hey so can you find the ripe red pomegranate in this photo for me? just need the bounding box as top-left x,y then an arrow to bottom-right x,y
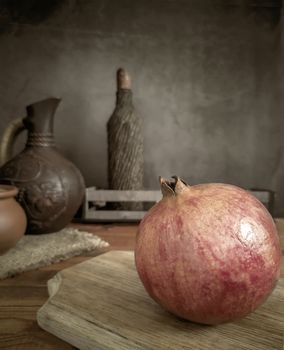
135,177 -> 281,325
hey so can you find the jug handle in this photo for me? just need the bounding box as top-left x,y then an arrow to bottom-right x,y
0,118 -> 25,166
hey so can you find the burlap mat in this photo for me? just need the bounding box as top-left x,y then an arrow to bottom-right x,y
0,227 -> 109,279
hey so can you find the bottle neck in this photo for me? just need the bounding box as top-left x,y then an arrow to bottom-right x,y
26,132 -> 55,147
24,98 -> 60,147
116,89 -> 133,108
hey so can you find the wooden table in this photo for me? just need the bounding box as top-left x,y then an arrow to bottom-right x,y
0,220 -> 283,350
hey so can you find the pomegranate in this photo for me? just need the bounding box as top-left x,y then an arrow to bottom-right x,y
135,176 -> 281,325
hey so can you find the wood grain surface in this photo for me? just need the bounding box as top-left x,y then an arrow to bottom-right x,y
0,224 -> 136,350
0,220 -> 283,349
37,250 -> 283,350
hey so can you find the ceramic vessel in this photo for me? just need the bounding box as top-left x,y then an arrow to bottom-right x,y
0,98 -> 85,234
0,185 -> 27,255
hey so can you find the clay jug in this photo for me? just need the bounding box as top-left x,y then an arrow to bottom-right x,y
0,98 -> 85,234
107,68 -> 143,210
0,185 -> 27,254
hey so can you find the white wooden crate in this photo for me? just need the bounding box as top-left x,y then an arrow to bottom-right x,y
82,187 -> 274,222
83,188 -> 162,222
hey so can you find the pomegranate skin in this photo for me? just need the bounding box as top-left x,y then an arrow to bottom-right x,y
135,178 -> 281,325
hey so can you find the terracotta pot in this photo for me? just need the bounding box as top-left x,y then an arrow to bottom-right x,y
0,185 -> 27,255
0,98 -> 85,234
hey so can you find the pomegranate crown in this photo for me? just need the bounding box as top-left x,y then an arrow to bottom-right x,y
159,176 -> 190,197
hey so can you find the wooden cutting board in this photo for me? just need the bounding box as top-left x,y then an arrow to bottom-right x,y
37,251 -> 284,350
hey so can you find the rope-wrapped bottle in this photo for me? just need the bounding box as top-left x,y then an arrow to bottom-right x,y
107,68 -> 143,210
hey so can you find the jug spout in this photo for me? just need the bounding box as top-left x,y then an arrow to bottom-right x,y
24,97 -> 61,134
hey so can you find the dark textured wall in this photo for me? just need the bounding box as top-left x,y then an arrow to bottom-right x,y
0,0 -> 283,216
